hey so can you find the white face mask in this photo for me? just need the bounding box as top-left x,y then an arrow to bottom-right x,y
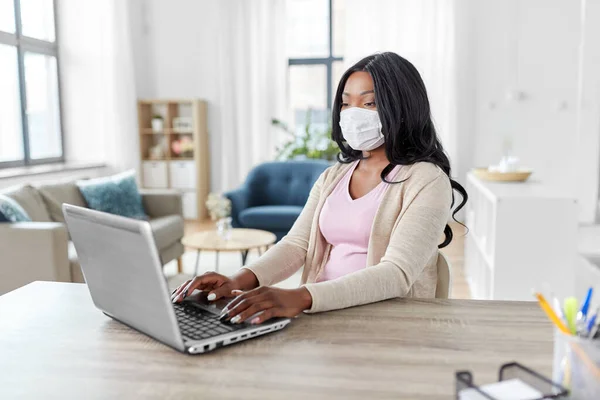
339,107 -> 385,151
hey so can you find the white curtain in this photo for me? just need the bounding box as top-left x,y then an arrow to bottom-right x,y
343,0 -> 458,165
58,0 -> 139,173
215,0 -> 287,191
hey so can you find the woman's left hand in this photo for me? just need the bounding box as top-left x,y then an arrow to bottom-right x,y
222,286 -> 313,325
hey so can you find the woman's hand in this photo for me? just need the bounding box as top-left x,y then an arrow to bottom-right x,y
221,286 -> 313,324
171,269 -> 259,303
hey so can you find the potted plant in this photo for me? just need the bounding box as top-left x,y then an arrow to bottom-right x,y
151,114 -> 164,133
272,111 -> 339,161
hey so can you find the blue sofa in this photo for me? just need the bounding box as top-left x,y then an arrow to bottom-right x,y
224,160 -> 330,241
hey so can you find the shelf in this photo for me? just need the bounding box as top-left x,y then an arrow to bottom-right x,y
467,172 -> 576,201
142,129 -> 167,135
169,130 -> 194,135
138,98 -> 209,221
141,158 -> 195,162
139,99 -> 194,105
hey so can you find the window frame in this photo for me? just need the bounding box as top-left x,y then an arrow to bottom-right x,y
287,0 -> 343,109
0,0 -> 65,169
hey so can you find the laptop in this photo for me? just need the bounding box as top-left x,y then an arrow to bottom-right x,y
63,204 -> 291,354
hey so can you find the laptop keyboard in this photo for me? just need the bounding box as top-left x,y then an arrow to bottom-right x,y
173,302 -> 245,340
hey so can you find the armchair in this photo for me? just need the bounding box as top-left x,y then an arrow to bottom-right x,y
225,160 -> 330,241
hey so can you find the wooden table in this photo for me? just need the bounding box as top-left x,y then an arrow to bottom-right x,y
0,282 -> 554,399
182,228 -> 277,274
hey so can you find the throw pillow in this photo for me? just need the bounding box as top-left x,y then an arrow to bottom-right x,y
1,184 -> 52,221
77,170 -> 147,220
38,182 -> 89,223
0,194 -> 31,222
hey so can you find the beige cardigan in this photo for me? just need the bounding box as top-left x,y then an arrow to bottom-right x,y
244,161 -> 452,313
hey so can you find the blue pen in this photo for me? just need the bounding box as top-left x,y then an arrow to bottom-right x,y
577,287 -> 593,323
586,308 -> 599,337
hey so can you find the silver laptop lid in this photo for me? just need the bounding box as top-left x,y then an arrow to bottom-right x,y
62,204 -> 184,352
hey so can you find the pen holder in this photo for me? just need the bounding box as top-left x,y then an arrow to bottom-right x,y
552,329 -> 600,399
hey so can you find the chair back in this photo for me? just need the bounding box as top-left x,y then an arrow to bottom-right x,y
245,160 -> 330,206
435,251 -> 452,299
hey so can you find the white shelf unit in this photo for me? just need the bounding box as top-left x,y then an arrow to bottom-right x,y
464,173 -> 578,301
138,99 -> 210,221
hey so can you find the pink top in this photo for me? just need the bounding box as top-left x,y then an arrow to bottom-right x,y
317,161 -> 400,282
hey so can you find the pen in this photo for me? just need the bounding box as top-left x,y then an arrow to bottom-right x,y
586,308 -> 599,337
553,296 -> 565,321
534,292 -> 572,335
577,287 -> 593,323
564,297 -> 579,335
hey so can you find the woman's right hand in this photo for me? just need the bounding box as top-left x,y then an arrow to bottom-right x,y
171,269 -> 259,303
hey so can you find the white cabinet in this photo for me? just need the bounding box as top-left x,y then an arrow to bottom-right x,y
464,173 -> 578,301
169,161 -> 196,189
182,192 -> 198,220
142,161 -> 168,188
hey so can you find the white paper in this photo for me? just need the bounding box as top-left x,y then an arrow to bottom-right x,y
459,378 -> 544,400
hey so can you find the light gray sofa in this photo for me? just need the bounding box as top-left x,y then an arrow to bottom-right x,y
0,181 -> 184,295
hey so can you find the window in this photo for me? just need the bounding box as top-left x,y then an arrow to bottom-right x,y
0,0 -> 63,167
286,0 -> 345,135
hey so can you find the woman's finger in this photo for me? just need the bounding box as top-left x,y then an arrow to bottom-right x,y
229,301 -> 275,324
173,274 -> 222,302
170,279 -> 191,302
207,283 -> 236,302
223,287 -> 266,311
225,292 -> 270,321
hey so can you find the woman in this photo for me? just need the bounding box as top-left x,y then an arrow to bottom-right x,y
172,52 -> 467,325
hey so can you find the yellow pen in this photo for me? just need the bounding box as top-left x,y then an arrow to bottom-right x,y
534,292 -> 572,335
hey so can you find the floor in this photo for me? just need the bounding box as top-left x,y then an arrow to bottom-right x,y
165,220 -> 471,299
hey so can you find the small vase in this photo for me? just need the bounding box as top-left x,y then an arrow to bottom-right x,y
151,118 -> 164,133
216,217 -> 232,240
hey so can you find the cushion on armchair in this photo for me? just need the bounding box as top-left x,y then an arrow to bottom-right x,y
238,205 -> 303,231
0,194 -> 31,222
1,185 -> 52,221
37,182 -> 88,223
77,170 -> 147,220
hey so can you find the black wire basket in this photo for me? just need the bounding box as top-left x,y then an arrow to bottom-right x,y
455,362 -> 569,399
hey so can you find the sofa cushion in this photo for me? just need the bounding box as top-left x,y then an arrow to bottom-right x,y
239,205 -> 303,231
77,170 -> 147,220
149,215 -> 184,251
1,185 -> 51,222
0,194 -> 31,222
37,182 -> 88,223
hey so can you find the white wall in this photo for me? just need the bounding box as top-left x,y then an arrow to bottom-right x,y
455,0 -> 600,223
127,0 -> 224,191
576,0 -> 600,224
0,165 -> 108,189
127,0 -> 156,99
